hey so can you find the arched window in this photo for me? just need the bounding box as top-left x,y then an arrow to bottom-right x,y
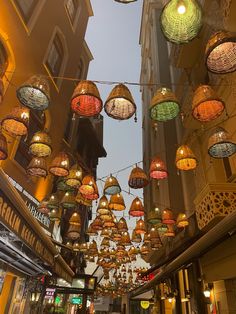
0,41 -> 8,78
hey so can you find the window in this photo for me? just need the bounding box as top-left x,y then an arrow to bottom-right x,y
65,0 -> 79,24
14,0 -> 39,23
0,41 -> 8,78
45,34 -> 64,79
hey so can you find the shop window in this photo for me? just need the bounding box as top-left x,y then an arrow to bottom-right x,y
0,41 -> 8,78
13,0 -> 39,23
65,0 -> 79,24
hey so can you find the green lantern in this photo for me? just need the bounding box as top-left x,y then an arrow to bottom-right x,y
150,87 -> 179,122
160,0 -> 202,44
147,207 -> 162,225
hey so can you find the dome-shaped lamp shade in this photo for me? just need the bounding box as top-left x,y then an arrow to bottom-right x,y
160,0 -> 202,44
101,228 -> 111,238
49,207 -> 62,222
69,212 -> 81,226
47,193 -> 59,209
128,166 -> 149,189
144,232 -> 151,244
109,193 -> 126,211
176,213 -> 189,228
120,231 -> 131,246
0,132 -> 8,160
164,224 -> 175,237
1,106 -> 29,137
86,224 -> 98,236
131,229 -> 142,243
101,238 -> 110,249
65,165 -> 82,188
79,175 -> 96,196
65,241 -> 73,249
162,208 -> 175,224
56,177 -> 72,192
140,244 -> 150,255
80,242 -> 88,252
150,88 -> 179,122
66,224 -> 80,240
73,242 -> 80,252
104,175 -> 121,195
83,180 -> 99,200
49,152 -> 70,177
17,75 -> 50,110
92,217 -> 103,231
103,219 -> 116,228
150,157 -> 168,179
117,217 -> 128,233
29,131 -> 52,157
89,240 -> 98,254
129,197 -> 144,217
147,207 -> 162,225
150,227 -> 160,241
71,80 -> 102,117
104,84 -> 136,120
97,195 -> 109,215
135,218 -> 146,234
27,157 -> 47,178
157,224 -> 168,233
61,192 -> 76,209
76,191 -> 92,207
208,127 -> 236,158
151,236 -> 162,251
176,145 -> 197,171
205,31 -> 236,74
37,199 -> 49,215
192,85 -> 225,122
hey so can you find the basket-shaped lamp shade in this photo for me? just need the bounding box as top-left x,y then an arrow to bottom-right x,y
69,212 -> 81,226
104,176 -> 121,195
147,207 -> 162,225
109,193 -> 126,211
164,224 -> 175,237
66,224 -> 80,240
75,191 -> 92,206
71,80 -> 102,117
192,85 -> 225,122
86,224 -> 98,236
162,208 -> 175,224
176,145 -> 197,171
37,199 -> 50,215
157,224 -> 168,233
17,75 -> 50,110
150,88 -> 179,122
150,227 -> 160,241
61,192 -> 76,209
0,132 -> 8,160
140,244 -> 150,255
65,165 -> 82,187
89,240 -> 98,254
49,207 -> 62,222
101,238 -> 110,249
47,194 -> 59,209
29,131 -> 52,157
128,166 -> 149,189
27,157 -> 47,178
101,228 -> 111,238
100,210 -> 113,222
65,241 -> 73,249
117,217 -> 128,233
80,242 -> 88,252
92,217 -> 103,231
176,213 -> 189,228
131,229 -> 142,243
103,219 -> 116,228
104,84 -> 136,120
97,195 -> 109,215
56,177 -> 72,192
1,107 -> 29,137
208,127 -> 236,158
83,180 -> 99,200
120,231 -> 131,246
129,197 -> 144,217
79,175 -> 96,196
205,31 -> 236,74
160,0 -> 202,44
49,152 -> 70,177
135,218 -> 146,234
150,157 -> 168,179
144,232 -> 151,244
73,242 -> 80,252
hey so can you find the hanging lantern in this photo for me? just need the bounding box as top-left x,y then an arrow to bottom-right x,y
83,180 -> 99,200
129,197 -> 144,217
29,130 -> 52,157
164,224 -> 175,237
101,238 -> 110,249
100,210 -> 113,222
104,175 -> 121,195
17,75 -> 50,110
112,229 -> 122,242
192,85 -> 225,122
56,177 -> 72,192
71,80 -> 102,117
151,237 -> 162,251
0,132 -> 8,160
104,84 -> 136,120
109,193 -> 126,211
176,145 -> 197,171
79,175 -> 96,196
147,207 -> 162,225
135,218 -> 146,234
140,244 -> 150,255
69,212 -> 81,226
26,157 -> 47,178
144,232 -> 151,244
150,87 -> 179,122
73,242 -> 80,252
86,224 -> 98,236
128,166 -> 149,189
120,231 -> 131,246
117,217 -> 128,233
1,106 -> 29,137
76,191 -> 92,207
47,193 -> 59,209
49,152 -> 70,177
61,191 -> 77,209
205,31 -> 236,74
131,229 -> 142,243
89,240 -> 98,255
160,0 -> 202,44
162,208 -> 175,224
67,224 -> 80,240
157,224 -> 168,233
176,213 -> 189,228
150,156 -> 168,179
208,127 -> 236,158
66,241 -> 73,249
49,207 -> 62,222
65,164 -> 82,188
92,216 -> 103,231
103,218 -> 116,229
80,242 -> 88,252
97,195 -> 109,215
37,199 -> 49,215
101,228 -> 111,238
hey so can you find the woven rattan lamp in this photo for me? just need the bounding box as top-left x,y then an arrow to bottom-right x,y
176,145 -> 197,171
150,156 -> 168,179
65,164 -> 82,188
128,166 -> 149,189
101,228 -> 111,238
176,213 -> 189,228
61,192 -> 76,209
79,175 -> 96,196
160,0 -> 202,44
47,193 -> 59,209
49,152 -> 69,177
164,224 -> 175,237
1,106 -> 29,137
67,224 -> 80,240
37,199 -> 49,215
17,75 -> 50,110
29,131 -> 52,157
205,31 -> 236,74
92,216 -> 103,231
49,207 -> 62,222
86,224 -> 98,236
135,218 -> 146,234
150,88 -> 179,122
80,242 -> 88,252
69,212 -> 81,226
162,208 -> 175,224
129,197 -> 144,217
104,84 -> 136,120
147,207 -> 162,225
120,231 -> 132,246
84,180 -> 99,200
208,127 -> 236,158
0,132 -> 8,160
71,80 -> 102,117
104,175 -> 121,195
144,232 -> 151,244
131,229 -> 142,243
27,157 -> 47,178
73,242 -> 80,252
117,217 -> 128,233
140,244 -> 150,255
97,195 -> 109,215
109,193 -> 126,211
192,85 -> 225,122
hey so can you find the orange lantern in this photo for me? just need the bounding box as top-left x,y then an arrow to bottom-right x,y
176,145 -> 197,171
49,152 -> 70,177
128,166 -> 149,189
176,213 -> 189,228
1,106 -> 29,137
162,208 -> 175,224
117,217 -> 128,233
27,157 -> 47,178
164,224 -> 175,237
129,197 -> 144,217
135,218 -> 146,234
97,195 -> 109,215
69,212 -> 81,226
120,231 -> 131,246
150,156 -> 168,179
109,193 -> 126,211
131,229 -> 142,243
79,175 -> 96,196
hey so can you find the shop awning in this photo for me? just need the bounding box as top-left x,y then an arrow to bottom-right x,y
0,169 -> 74,283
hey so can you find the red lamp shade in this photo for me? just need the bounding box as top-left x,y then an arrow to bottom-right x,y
150,157 -> 168,179
129,197 -> 144,217
162,208 -> 175,224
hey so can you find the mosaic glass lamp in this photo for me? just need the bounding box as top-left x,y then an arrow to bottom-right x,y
79,175 -> 96,196
109,193 -> 126,211
208,127 -> 236,158
162,208 -> 175,224
104,84 -> 136,120
29,130 -> 52,157
147,207 -> 162,225
0,132 -> 8,160
49,152 -> 70,177
205,31 -> 236,74
160,0 -> 202,44
71,80 -> 102,117
150,156 -> 168,179
17,75 -> 50,110
1,106 -> 29,137
176,213 -> 189,228
135,218 -> 146,234
176,145 -> 197,171
27,157 -> 47,178
128,166 -> 149,189
192,85 -> 225,122
65,164 -> 82,188
150,87 -> 179,122
61,191 -> 76,209
129,197 -> 144,217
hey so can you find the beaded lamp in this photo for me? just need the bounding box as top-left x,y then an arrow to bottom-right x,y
208,127 -> 236,158
162,208 -> 175,224
109,193 -> 126,211
29,131 -> 52,157
104,175 -> 121,195
79,175 -> 96,196
1,106 -> 29,137
192,85 -> 225,122
71,80 -> 102,117
176,213 -> 189,228
160,0 -> 202,44
17,75 -> 50,110
150,156 -> 168,179
49,152 -> 70,177
27,157 -> 47,178
49,207 -> 62,222
117,217 -> 128,233
104,84 -> 136,120
0,132 -> 8,160
147,207 -> 162,225
47,194 -> 59,209
129,197 -> 144,217
135,218 -> 146,234
61,191 -> 76,209
176,145 -> 197,171
37,199 -> 49,215
65,164 -> 82,188
128,166 -> 149,189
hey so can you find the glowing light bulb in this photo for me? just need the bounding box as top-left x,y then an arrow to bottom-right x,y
178,4 -> 186,14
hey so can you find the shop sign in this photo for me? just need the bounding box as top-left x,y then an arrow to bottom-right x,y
141,300 -> 150,309
71,296 -> 83,305
45,288 -> 56,300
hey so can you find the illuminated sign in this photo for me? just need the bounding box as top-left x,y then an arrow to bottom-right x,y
141,301 -> 150,309
45,288 -> 56,300
71,296 -> 83,305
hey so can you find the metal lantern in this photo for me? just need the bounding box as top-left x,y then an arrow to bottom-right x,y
73,242 -> 80,252
47,193 -> 59,209
79,175 -> 96,196
49,152 -> 70,177
208,127 -> 236,158
150,156 -> 168,179
162,208 -> 175,224
164,224 -> 175,237
128,166 -> 149,189
160,0 -> 202,44
49,207 -> 62,222
176,145 -> 197,171
97,195 -> 109,215
176,213 -> 189,228
37,199 -> 50,215
150,88 -> 179,122
67,224 -> 80,240
205,31 -> 236,74
120,231 -> 131,246
131,229 -> 142,243
61,191 -> 76,209
0,132 -> 8,160
29,130 -> 52,157
86,224 -> 98,236
147,207 -> 162,225
17,75 -> 50,110
109,193 -> 126,211
71,80 -> 102,117
65,164 -> 82,188
117,217 -> 128,233
192,85 -> 225,122
129,197 -> 144,217
104,175 -> 121,195
1,106 -> 29,137
135,218 -> 146,234
104,84 -> 136,120
27,157 -> 47,178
